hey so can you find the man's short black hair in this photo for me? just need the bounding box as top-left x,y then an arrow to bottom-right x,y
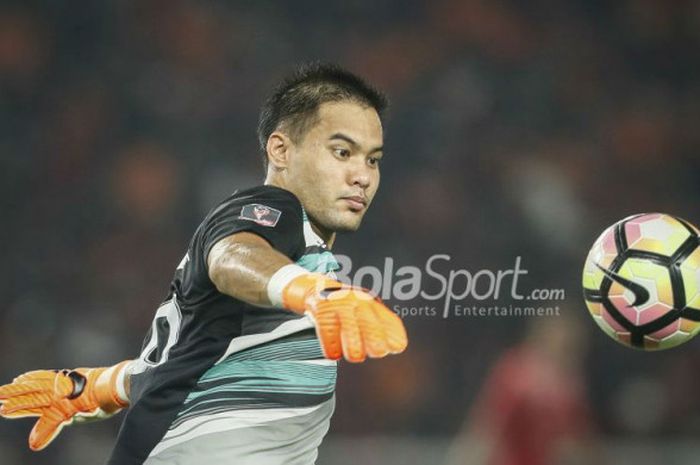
257,63 -> 388,170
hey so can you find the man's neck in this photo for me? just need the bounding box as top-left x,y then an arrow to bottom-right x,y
309,220 -> 336,249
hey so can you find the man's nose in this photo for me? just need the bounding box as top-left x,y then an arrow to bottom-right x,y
348,160 -> 371,188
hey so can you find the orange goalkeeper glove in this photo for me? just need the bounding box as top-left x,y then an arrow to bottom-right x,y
0,360 -> 130,451
270,267 -> 408,363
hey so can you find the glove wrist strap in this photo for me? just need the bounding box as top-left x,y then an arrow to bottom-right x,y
94,361 -> 131,411
267,264 -> 311,309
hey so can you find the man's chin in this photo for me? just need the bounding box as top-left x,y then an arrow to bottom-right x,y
334,223 -> 362,233
326,216 -> 363,233
312,209 -> 366,234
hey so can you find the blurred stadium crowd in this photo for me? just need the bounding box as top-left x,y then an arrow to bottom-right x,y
1,1 -> 700,464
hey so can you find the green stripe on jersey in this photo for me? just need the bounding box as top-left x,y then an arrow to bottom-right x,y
297,252 -> 339,274
184,337 -> 336,407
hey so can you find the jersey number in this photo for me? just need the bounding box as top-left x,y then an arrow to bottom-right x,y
136,298 -> 183,370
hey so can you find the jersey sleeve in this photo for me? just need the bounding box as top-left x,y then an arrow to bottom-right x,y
200,186 -> 305,264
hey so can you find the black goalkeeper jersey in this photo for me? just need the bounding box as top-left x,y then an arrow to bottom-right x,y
107,185 -> 339,465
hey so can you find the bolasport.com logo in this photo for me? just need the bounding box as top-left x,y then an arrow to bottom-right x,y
333,255 -> 565,319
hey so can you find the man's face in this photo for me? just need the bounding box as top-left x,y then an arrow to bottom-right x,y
285,101 -> 383,235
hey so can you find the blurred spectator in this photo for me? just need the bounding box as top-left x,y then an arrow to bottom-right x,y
445,312 -> 604,465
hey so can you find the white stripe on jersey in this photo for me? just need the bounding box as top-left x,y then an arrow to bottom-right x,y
215,316 -> 315,364
148,402 -> 328,458
293,359 -> 337,366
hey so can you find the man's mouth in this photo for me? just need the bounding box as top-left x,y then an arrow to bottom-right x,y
341,195 -> 367,212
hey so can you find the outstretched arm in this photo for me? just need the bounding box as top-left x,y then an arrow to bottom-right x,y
208,231 -> 408,362
0,360 -> 132,451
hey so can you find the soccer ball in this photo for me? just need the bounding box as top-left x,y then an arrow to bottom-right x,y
582,213 -> 700,350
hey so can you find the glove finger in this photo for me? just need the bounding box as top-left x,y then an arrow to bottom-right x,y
1,392 -> 54,414
308,306 -> 343,360
12,371 -> 60,387
0,370 -> 68,401
0,405 -> 45,418
0,381 -> 48,399
338,305 -> 366,363
357,304 -> 389,358
29,411 -> 67,451
376,305 -> 408,354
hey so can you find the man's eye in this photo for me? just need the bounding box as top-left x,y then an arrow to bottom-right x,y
334,148 -> 350,158
368,157 -> 381,166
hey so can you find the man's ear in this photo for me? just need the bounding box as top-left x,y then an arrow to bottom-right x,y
266,131 -> 292,170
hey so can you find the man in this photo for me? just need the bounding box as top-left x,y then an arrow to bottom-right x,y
444,313 -> 601,465
0,63 -> 408,465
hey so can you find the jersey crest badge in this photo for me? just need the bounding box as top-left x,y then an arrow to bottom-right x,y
240,204 -> 282,227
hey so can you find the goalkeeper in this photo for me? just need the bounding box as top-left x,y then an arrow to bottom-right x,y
0,63 -> 407,465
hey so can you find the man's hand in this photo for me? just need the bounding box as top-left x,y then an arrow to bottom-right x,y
279,272 -> 408,363
0,360 -> 130,451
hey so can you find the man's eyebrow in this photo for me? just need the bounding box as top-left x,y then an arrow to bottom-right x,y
329,133 -> 383,154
